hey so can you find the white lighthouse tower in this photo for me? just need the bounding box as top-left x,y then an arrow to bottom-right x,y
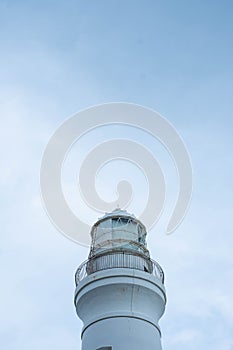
74,209 -> 166,350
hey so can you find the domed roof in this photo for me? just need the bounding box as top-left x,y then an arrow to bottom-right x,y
99,208 -> 136,221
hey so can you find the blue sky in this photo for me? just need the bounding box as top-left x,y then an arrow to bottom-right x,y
1,1 -> 233,349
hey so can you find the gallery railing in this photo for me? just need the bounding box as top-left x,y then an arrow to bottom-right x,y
75,250 -> 164,285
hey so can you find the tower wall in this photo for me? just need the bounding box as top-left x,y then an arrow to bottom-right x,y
75,268 -> 166,350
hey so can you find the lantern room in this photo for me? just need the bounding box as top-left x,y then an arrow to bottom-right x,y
89,208 -> 149,258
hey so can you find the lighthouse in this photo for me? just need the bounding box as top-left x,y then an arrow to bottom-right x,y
74,208 -> 166,350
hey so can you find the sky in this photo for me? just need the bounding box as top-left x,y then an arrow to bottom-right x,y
1,1 -> 233,349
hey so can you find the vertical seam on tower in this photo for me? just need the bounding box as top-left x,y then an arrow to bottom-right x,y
130,271 -> 135,313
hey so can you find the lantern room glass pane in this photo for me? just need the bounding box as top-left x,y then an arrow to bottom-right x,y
91,217 -> 148,255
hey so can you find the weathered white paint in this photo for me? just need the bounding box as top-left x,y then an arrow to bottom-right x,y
75,268 -> 166,350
